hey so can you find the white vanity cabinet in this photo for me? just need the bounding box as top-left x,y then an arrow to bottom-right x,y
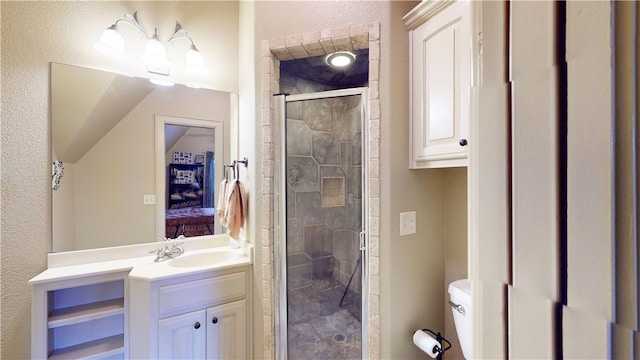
30,237 -> 253,359
130,266 -> 250,359
405,0 -> 472,168
158,299 -> 246,359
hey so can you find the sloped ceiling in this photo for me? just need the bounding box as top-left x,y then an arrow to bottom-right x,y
51,63 -> 155,162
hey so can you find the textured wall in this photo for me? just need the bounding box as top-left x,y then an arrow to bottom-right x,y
1,4 -> 51,357
0,2 -> 239,358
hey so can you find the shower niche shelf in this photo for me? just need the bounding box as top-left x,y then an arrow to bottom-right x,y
405,0 -> 472,169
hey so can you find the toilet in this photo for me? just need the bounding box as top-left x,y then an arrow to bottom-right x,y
448,279 -> 472,359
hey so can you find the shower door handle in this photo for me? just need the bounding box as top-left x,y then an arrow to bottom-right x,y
359,231 -> 366,251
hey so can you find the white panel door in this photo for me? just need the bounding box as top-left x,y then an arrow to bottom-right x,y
206,299 -> 246,360
158,310 -> 206,359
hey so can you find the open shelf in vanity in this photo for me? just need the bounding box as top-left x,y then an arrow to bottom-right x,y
31,271 -> 129,360
48,298 -> 124,328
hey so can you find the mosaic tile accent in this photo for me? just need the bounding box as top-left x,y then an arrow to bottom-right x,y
287,156 -> 319,191
261,22 -> 381,360
288,165 -> 303,186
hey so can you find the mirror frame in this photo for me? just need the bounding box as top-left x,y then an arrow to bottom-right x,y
155,115 -> 225,239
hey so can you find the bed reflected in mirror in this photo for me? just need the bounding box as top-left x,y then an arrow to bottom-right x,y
156,118 -> 224,239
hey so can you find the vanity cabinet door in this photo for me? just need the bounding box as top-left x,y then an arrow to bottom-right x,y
206,299 -> 246,360
408,0 -> 471,168
158,310 -> 206,359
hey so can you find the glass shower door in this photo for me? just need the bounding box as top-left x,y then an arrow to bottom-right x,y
275,88 -> 368,359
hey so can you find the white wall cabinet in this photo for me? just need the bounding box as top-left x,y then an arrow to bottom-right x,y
405,0 -> 472,168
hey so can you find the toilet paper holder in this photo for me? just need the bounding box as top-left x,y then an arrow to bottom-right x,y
419,328 -> 451,360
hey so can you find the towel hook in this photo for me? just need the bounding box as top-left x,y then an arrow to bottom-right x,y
235,157 -> 248,168
231,157 -> 248,180
224,164 -> 236,181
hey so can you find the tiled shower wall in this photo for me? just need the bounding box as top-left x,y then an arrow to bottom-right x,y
261,23 -> 381,358
281,74 -> 363,305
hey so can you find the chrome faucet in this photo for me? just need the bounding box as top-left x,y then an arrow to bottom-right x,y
149,235 -> 185,262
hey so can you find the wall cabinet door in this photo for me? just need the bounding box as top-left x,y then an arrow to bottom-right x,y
206,299 -> 246,360
158,310 -> 206,359
408,0 -> 471,168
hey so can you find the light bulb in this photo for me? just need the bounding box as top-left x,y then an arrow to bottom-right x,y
326,51 -> 356,68
185,45 -> 207,74
143,32 -> 170,75
94,25 -> 125,58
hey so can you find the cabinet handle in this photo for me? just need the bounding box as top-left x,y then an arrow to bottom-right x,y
211,317 -> 218,324
459,138 -> 468,146
194,322 -> 201,329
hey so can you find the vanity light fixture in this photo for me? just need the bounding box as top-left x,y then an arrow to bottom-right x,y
325,51 -> 356,68
95,10 -> 207,78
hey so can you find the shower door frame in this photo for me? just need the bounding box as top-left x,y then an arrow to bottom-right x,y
274,87 -> 370,359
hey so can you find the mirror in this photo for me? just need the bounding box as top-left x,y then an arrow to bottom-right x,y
51,63 -> 233,252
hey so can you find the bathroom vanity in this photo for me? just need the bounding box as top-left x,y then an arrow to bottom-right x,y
129,247 -> 250,359
29,236 -> 252,359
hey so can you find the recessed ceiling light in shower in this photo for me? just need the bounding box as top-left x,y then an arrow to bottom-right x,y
326,51 -> 356,68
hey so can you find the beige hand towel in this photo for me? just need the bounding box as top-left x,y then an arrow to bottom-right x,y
224,180 -> 248,239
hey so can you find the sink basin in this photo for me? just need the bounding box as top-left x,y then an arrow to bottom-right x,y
168,249 -> 244,268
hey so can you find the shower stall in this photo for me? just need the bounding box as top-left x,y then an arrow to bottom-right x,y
274,87 -> 369,359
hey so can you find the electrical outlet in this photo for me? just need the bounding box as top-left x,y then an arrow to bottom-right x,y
143,195 -> 156,205
400,211 -> 416,236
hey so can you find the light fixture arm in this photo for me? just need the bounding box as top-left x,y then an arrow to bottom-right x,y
167,22 -> 196,47
112,10 -> 149,38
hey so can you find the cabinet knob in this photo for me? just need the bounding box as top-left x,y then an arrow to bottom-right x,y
211,317 -> 218,324
459,138 -> 468,146
194,322 -> 201,329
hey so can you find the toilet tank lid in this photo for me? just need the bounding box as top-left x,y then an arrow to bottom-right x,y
448,279 -> 471,299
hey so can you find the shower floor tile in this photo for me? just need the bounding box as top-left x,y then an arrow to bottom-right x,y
287,283 -> 361,360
